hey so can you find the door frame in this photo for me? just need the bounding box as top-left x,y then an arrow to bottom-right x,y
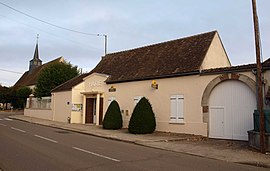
201,73 -> 256,138
208,80 -> 256,140
84,95 -> 104,125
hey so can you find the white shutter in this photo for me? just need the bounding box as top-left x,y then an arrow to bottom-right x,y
170,95 -> 184,123
177,95 -> 184,120
170,96 -> 177,122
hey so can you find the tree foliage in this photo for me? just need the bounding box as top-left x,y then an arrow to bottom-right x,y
0,86 -> 32,109
16,87 -> 32,99
128,97 -> 156,134
0,86 -> 11,109
103,100 -> 123,130
34,62 -> 79,97
16,87 -> 32,108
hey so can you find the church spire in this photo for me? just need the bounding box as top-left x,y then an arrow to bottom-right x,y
33,34 -> 39,59
29,34 -> 42,73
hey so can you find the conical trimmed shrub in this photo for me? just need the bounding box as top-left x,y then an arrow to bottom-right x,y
128,97 -> 156,134
103,100 -> 123,129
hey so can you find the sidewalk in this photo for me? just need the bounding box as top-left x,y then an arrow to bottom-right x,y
9,114 -> 270,169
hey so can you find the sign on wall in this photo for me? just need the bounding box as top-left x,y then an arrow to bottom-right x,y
89,81 -> 102,87
72,104 -> 83,111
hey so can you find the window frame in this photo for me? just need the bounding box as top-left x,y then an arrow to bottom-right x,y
170,95 -> 184,123
134,96 -> 143,107
108,96 -> 116,107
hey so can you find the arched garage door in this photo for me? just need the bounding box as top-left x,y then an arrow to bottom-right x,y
209,80 -> 256,140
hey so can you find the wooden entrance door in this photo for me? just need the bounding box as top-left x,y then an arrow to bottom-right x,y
85,98 -> 94,123
99,98 -> 104,125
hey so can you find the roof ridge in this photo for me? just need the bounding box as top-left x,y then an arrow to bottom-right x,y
105,30 -> 217,57
14,56 -> 65,87
51,73 -> 89,92
263,57 -> 270,64
28,56 -> 63,72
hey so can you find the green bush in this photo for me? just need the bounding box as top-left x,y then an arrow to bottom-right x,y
103,100 -> 123,130
128,97 -> 156,134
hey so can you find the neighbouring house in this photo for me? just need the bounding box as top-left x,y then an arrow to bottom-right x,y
14,42 -> 64,89
25,30 -> 270,141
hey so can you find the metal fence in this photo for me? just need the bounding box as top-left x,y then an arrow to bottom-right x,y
26,96 -> 51,109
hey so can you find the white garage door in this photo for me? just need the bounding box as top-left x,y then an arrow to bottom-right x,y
209,80 -> 256,140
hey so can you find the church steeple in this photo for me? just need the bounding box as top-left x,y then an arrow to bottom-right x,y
29,34 -> 42,73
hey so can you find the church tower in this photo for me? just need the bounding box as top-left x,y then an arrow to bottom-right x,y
29,35 -> 42,73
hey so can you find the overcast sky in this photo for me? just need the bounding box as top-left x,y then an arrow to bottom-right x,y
0,0 -> 269,86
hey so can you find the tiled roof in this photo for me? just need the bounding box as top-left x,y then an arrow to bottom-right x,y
201,57 -> 270,75
90,31 -> 217,83
51,73 -> 89,92
0,84 -> 10,93
51,31 -> 217,92
263,57 -> 270,67
51,55 -> 270,93
14,57 -> 63,88
0,85 -> 6,92
201,64 -> 256,74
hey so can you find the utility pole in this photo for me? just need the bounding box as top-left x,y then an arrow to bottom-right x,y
98,34 -> 108,56
251,0 -> 265,153
104,34 -> 107,55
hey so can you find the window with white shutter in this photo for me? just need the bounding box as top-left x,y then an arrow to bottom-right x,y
108,96 -> 116,107
170,95 -> 184,123
134,96 -> 143,107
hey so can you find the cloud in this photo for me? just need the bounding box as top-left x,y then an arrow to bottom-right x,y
0,0 -> 269,86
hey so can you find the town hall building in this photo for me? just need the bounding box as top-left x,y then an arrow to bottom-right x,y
25,31 -> 270,141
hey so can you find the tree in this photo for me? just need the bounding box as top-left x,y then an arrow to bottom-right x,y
16,87 -> 32,108
34,62 -> 79,97
103,100 -> 123,130
128,97 -> 156,134
0,86 -> 11,110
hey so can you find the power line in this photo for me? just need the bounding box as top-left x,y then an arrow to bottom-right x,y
0,68 -> 23,74
0,14 -> 103,52
0,1 -> 108,55
0,1 -> 101,36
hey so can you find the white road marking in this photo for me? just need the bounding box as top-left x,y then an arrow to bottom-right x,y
0,123 -> 7,126
4,118 -> 13,121
34,135 -> 58,143
11,127 -> 26,133
72,146 -> 120,162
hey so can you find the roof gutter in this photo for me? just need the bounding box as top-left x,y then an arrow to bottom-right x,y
201,64 -> 270,76
106,70 -> 200,84
200,68 -> 255,76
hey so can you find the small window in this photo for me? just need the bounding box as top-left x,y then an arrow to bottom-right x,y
134,96 -> 143,106
170,95 -> 184,123
108,96 -> 116,107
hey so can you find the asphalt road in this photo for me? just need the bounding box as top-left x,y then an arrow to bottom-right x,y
0,112 -> 267,171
